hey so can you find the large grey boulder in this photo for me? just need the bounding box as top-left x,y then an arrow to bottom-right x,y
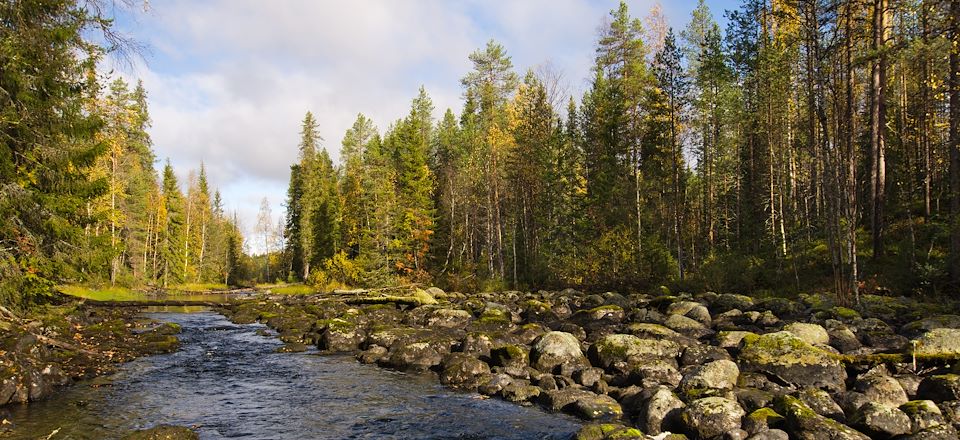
738,331 -> 846,392
530,331 -> 587,373
681,397 -> 746,439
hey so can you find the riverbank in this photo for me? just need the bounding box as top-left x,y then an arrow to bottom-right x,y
0,300 -> 181,409
219,288 -> 960,439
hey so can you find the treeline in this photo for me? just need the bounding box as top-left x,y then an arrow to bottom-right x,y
0,1 -> 243,308
281,0 -> 960,299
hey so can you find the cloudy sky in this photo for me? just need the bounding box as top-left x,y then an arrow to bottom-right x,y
108,0 -> 735,250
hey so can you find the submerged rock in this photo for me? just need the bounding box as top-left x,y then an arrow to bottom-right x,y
122,425 -> 199,440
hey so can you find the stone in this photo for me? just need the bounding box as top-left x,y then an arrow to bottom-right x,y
490,344 -> 529,377
917,375 -> 960,402
501,382 -> 541,403
122,425 -> 199,440
426,308 -> 473,329
746,429 -> 789,440
900,424 -> 960,440
588,334 -> 681,370
681,397 -> 746,440
798,388 -> 844,421
632,360 -> 682,388
380,342 -> 442,372
901,315 -> 960,338
575,424 -> 645,440
356,345 -> 388,364
572,393 -> 624,421
712,294 -> 755,314
849,401 -> 911,439
742,408 -> 785,434
679,344 -> 731,368
900,400 -> 946,434
853,366 -> 908,407
774,396 -> 870,440
440,353 -> 491,389
319,324 -> 365,352
664,314 -> 714,339
912,328 -> 960,357
680,359 -> 740,394
531,331 -> 587,373
639,386 -> 685,435
738,331 -> 846,392
783,323 -> 830,346
716,331 -> 758,349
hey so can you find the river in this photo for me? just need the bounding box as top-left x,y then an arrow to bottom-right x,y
3,310 -> 580,439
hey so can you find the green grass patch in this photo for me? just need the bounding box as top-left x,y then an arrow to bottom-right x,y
268,284 -> 317,295
166,282 -> 230,293
57,285 -> 150,301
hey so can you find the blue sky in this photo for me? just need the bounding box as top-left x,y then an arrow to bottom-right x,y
107,0 -> 737,252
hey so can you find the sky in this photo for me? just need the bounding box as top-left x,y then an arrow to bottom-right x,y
107,0 -> 736,251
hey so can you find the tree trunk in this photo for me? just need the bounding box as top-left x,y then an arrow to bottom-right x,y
950,0 -> 960,285
870,0 -> 888,260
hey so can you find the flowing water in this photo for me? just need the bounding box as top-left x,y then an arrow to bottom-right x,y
2,311 -> 580,439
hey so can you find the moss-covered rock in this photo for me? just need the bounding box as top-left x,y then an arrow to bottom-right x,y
680,397 -> 745,439
738,331 -> 846,392
783,322 -> 830,346
774,395 -> 870,440
588,334 -> 680,370
531,331 -> 587,374
575,423 -> 644,440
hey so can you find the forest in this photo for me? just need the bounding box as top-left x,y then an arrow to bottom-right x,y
2,0 -> 960,311
275,0 -> 960,302
0,0 -> 245,309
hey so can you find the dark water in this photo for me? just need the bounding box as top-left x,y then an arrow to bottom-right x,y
3,311 -> 580,440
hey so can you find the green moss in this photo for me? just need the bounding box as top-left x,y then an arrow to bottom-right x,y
832,306 -> 861,319
747,407 -> 785,426
740,331 -> 840,366
899,400 -> 939,416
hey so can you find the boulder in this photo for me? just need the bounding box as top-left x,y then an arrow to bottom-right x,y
783,323 -> 830,346
853,366 -> 908,407
356,345 -> 388,364
574,424 -> 645,440
681,397 -> 746,439
900,400 -> 946,434
912,328 -> 960,357
917,375 -> 960,402
488,345 -> 528,378
632,360 -> 682,388
680,359 -> 740,394
440,353 -> 491,389
717,331 -> 758,349
639,386 -> 685,435
319,324 -> 365,352
380,342 -> 442,372
798,388 -> 845,421
664,314 -> 714,339
426,308 -> 473,329
572,393 -> 624,421
849,401 -> 911,439
899,424 -> 960,439
589,334 -> 680,370
530,331 -> 587,373
501,381 -> 541,403
738,331 -> 846,392
774,395 -> 870,440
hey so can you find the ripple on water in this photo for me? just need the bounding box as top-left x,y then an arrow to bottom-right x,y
4,311 -> 580,440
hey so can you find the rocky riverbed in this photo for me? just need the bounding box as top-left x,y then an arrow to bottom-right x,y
0,302 -> 181,408
219,288 -> 960,439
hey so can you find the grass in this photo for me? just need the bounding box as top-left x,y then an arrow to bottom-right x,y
57,285 -> 150,301
261,283 -> 317,295
166,282 -> 230,293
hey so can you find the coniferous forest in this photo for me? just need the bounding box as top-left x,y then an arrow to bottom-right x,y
3,0 -> 960,310
279,0 -> 960,302
0,1 -> 244,309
